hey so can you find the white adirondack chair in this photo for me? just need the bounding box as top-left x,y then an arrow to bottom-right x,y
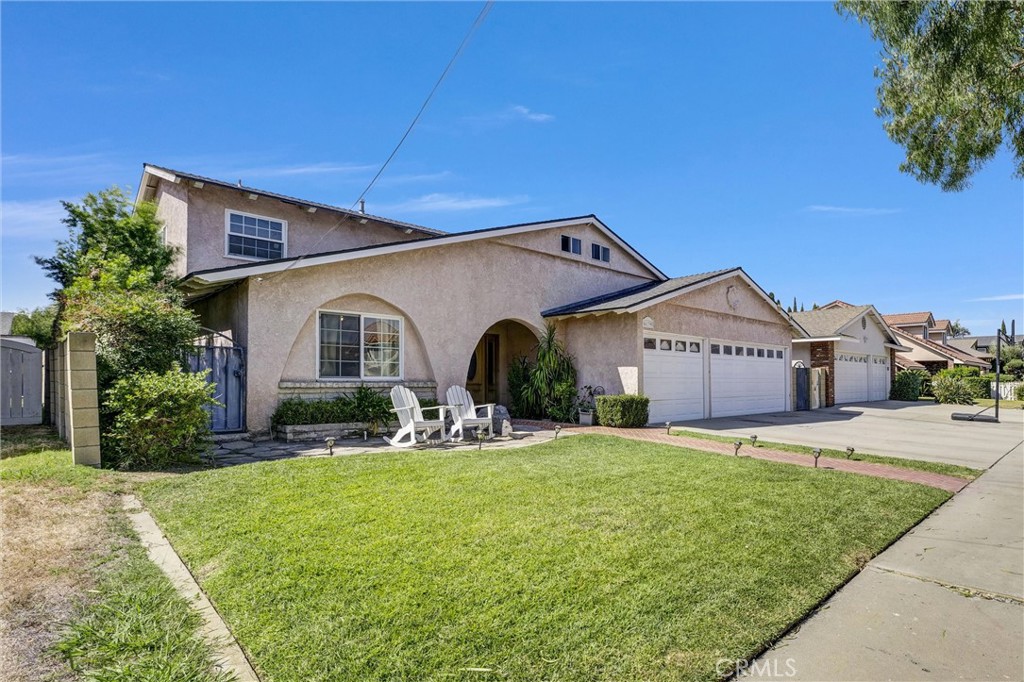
445,385 -> 495,441
383,386 -> 451,448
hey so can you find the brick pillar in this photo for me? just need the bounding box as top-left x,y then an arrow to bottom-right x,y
65,332 -> 101,467
810,341 -> 835,407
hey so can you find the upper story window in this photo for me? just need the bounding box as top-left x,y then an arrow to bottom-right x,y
561,235 -> 582,255
318,311 -> 402,380
591,243 -> 610,262
226,210 -> 286,260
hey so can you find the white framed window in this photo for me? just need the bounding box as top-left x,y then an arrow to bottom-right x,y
560,235 -> 582,255
317,310 -> 402,380
225,209 -> 287,261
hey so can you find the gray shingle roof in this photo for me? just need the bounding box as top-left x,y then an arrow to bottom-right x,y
542,268 -> 740,317
790,305 -> 873,338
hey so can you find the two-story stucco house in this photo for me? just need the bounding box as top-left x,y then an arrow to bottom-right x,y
138,164 -> 815,434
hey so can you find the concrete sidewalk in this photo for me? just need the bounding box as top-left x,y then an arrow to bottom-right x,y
747,429 -> 1023,680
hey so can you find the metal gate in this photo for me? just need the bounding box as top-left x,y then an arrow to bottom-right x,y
188,345 -> 246,432
1,338 -> 43,426
794,366 -> 810,411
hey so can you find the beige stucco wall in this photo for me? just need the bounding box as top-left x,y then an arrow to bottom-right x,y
154,179 -> 429,276
155,181 -> 189,278
561,313 -> 641,395
494,224 -> 656,279
242,233 -> 655,431
835,314 -> 890,357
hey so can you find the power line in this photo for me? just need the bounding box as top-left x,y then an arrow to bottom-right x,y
261,1 -> 494,284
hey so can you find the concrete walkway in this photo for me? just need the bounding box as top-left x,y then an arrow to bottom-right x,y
206,424 -> 564,467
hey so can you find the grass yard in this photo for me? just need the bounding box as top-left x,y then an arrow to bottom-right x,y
670,429 -> 980,480
0,427 -> 228,682
973,397 -> 1024,410
141,434 -> 950,682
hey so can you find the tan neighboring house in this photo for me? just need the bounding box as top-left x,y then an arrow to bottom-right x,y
790,301 -> 908,406
138,164 -> 810,433
882,311 -> 989,374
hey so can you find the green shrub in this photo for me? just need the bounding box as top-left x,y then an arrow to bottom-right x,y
1004,358 -> 1024,380
931,375 -> 976,405
507,356 -> 531,417
1016,384 -> 1024,401
980,373 -> 1016,382
104,367 -> 218,469
271,396 -> 357,429
935,366 -> 980,379
546,380 -> 579,423
596,395 -> 650,428
890,370 -> 925,401
272,386 -> 395,431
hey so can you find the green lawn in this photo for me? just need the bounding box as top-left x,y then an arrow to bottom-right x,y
973,397 -> 1024,410
670,429 -> 980,480
141,435 -> 950,682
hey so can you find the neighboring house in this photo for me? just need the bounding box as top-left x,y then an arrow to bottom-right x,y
1,310 -> 43,427
139,164 -> 810,433
882,311 -> 989,373
889,328 -> 990,373
791,302 -> 908,406
948,336 -> 996,365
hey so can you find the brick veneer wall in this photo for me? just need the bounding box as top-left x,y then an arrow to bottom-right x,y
809,341 -> 835,407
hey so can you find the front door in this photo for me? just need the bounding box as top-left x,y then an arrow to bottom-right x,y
467,334 -> 500,405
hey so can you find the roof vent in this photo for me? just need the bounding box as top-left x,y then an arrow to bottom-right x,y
359,199 -> 366,215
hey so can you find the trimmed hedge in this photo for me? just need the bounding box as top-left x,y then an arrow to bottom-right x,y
595,395 -> 650,428
889,370 -> 925,401
272,386 -> 415,431
932,375 -> 975,405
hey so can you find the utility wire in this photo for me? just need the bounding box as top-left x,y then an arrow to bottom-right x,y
259,1 -> 494,284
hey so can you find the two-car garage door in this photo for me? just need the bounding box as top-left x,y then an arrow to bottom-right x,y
643,333 -> 788,423
835,353 -> 890,404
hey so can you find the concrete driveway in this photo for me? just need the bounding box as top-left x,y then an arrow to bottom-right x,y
693,402 -> 1024,681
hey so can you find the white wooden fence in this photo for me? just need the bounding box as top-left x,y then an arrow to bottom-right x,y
991,381 -> 1023,400
1,337 -> 43,426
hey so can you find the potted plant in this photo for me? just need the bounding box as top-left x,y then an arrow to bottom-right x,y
577,385 -> 604,425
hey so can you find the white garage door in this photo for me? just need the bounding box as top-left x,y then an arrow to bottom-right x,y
710,341 -> 787,418
643,334 -> 705,422
835,353 -> 869,404
868,355 -> 890,401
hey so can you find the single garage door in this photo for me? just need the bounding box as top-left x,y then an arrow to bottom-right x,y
835,352 -> 869,404
868,355 -> 890,401
710,341 -> 787,417
643,334 -> 705,422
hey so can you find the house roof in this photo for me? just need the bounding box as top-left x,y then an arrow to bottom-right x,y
892,328 -> 989,367
895,356 -> 927,371
948,338 -> 994,359
542,267 -> 810,337
820,300 -> 857,309
137,164 -> 446,237
933,319 -> 951,332
178,214 -> 669,297
790,305 -> 872,338
883,311 -> 935,326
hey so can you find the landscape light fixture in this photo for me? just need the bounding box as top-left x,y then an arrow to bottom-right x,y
813,448 -> 822,468
554,425 -> 562,440
665,421 -> 672,435
477,429 -> 487,450
733,441 -> 742,456
750,435 -> 758,447
846,446 -> 855,459
325,437 -> 336,456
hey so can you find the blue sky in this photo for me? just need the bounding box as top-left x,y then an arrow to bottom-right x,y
3,2 -> 1022,334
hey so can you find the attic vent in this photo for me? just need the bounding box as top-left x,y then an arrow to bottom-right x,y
862,317 -> 867,330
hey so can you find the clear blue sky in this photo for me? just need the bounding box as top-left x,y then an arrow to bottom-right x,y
3,2 -> 1022,334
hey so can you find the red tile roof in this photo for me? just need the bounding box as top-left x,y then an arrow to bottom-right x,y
883,311 -> 934,325
892,328 -> 989,368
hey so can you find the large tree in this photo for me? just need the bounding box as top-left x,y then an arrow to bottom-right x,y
837,1 -> 1024,191
949,319 -> 971,338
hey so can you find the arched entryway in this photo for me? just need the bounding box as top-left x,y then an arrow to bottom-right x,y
465,320 -> 539,406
